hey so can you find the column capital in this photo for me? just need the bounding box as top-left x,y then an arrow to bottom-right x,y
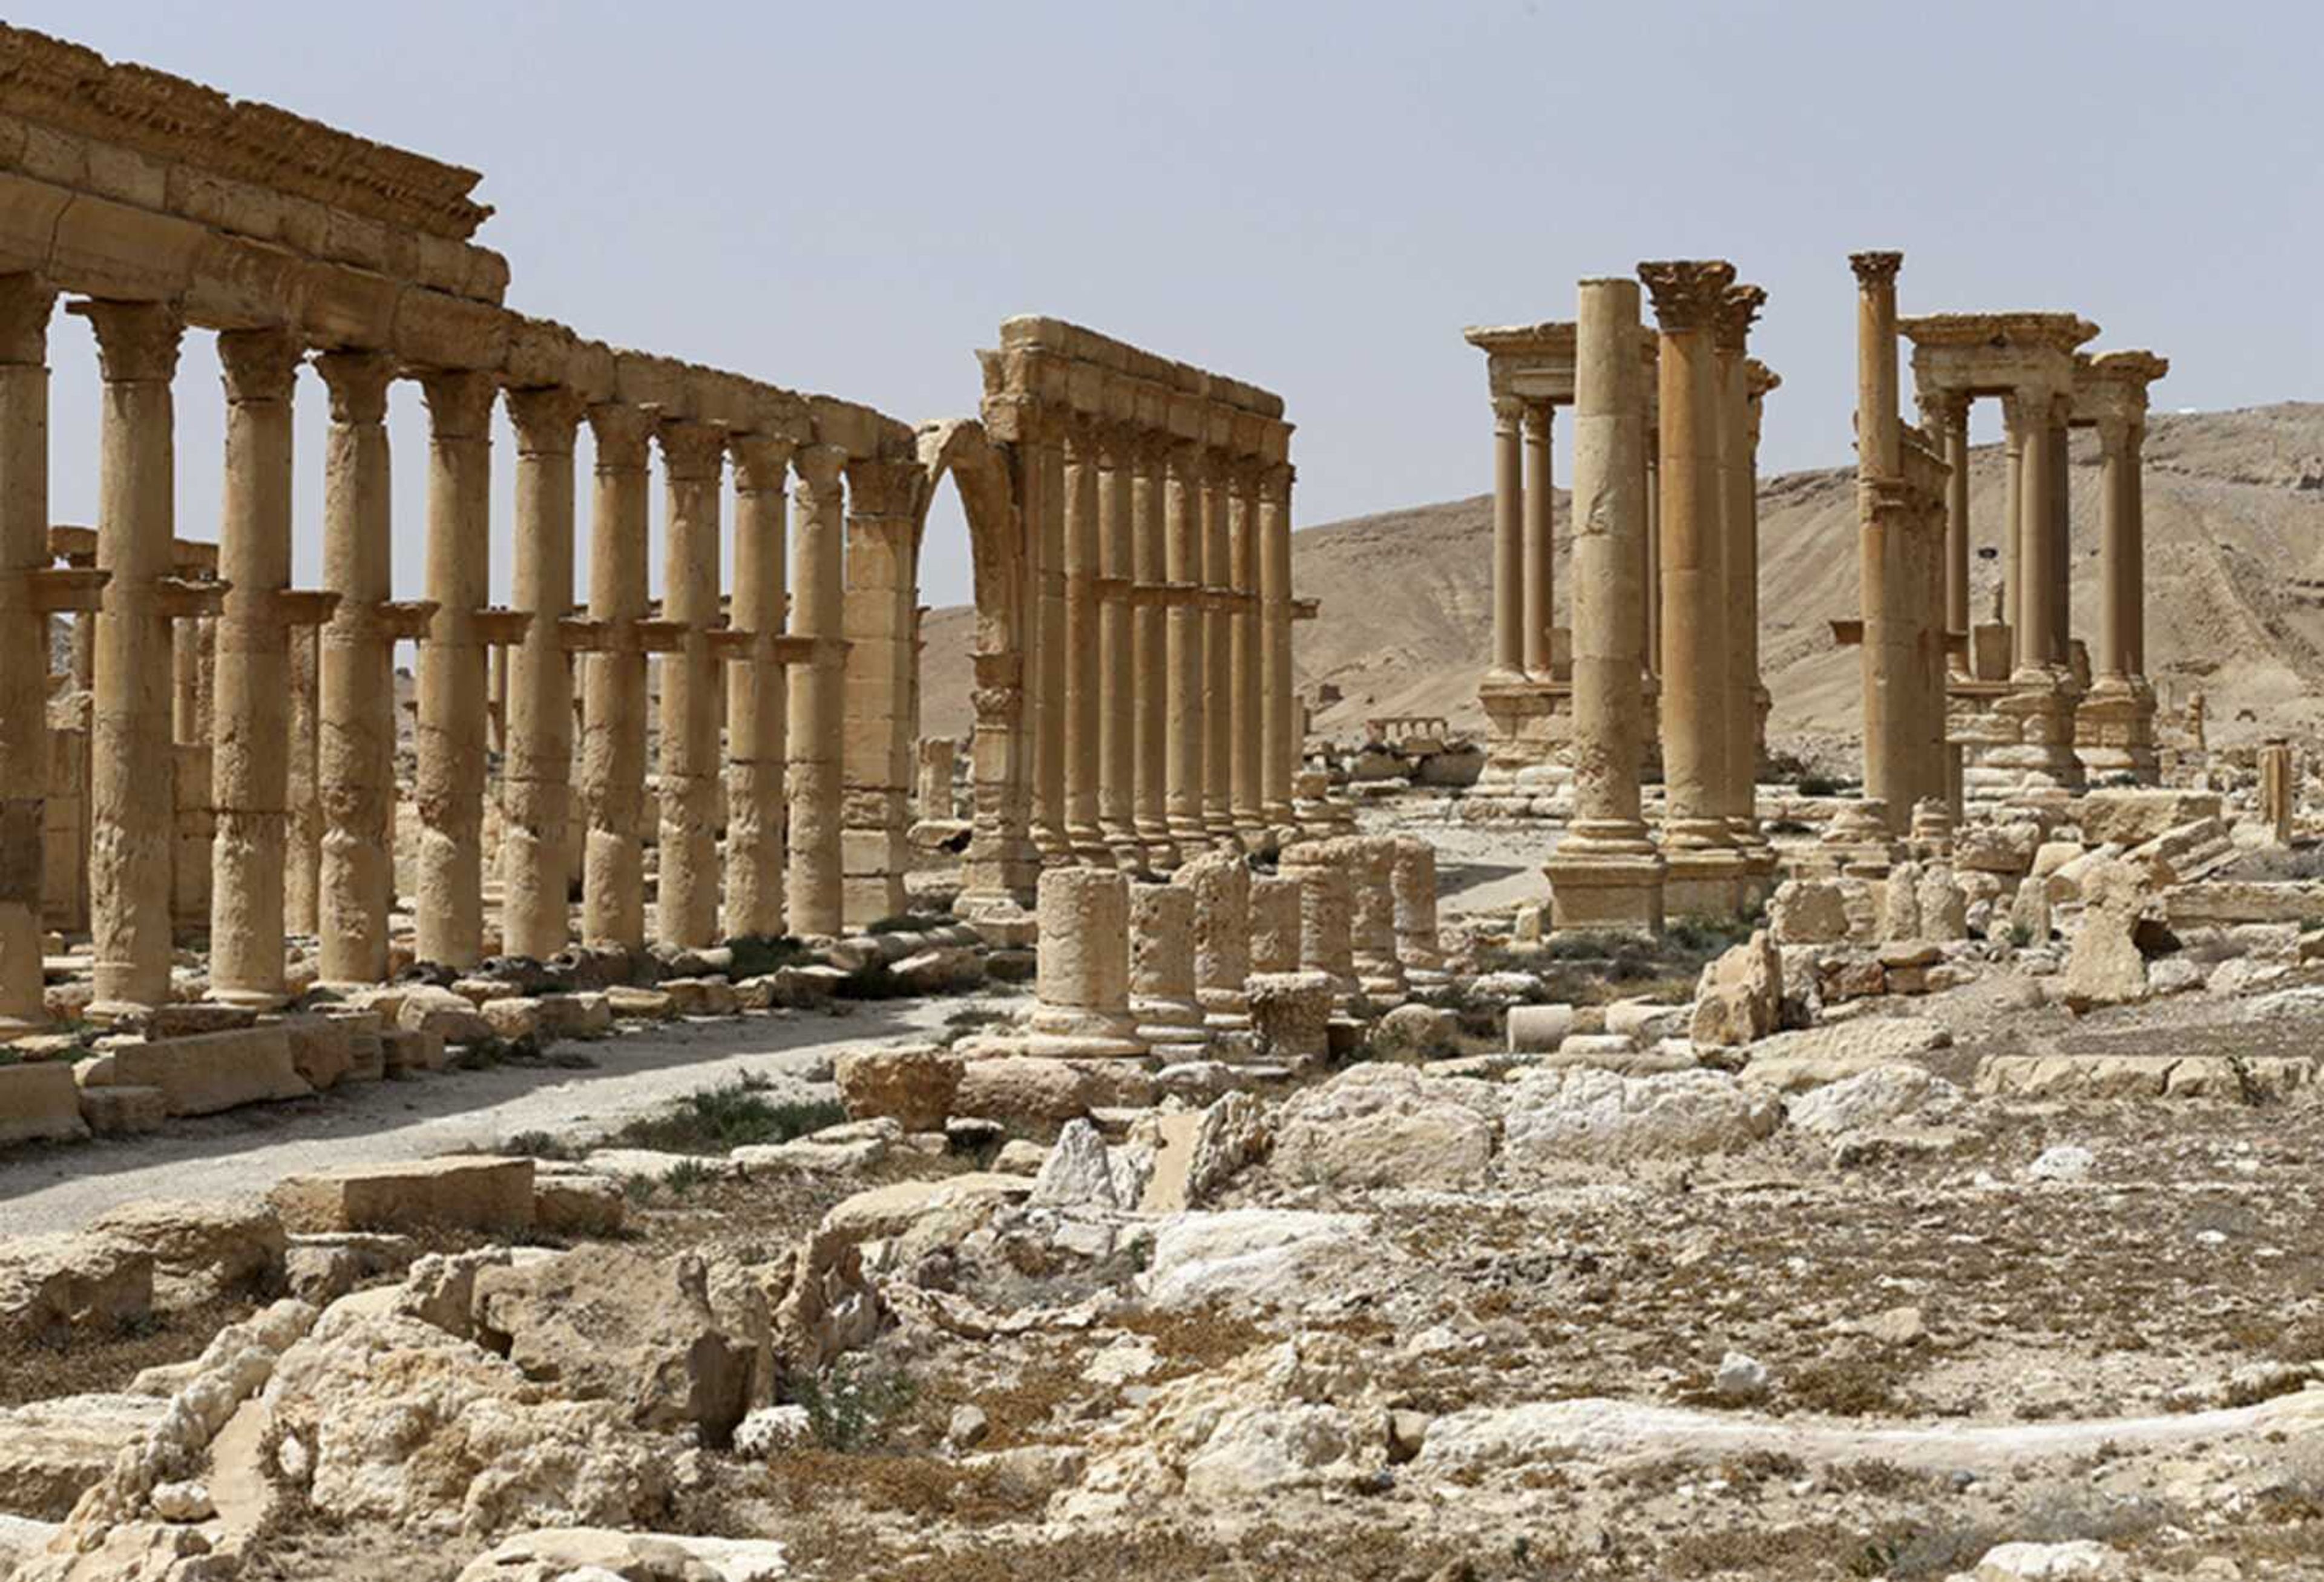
2000,384 -> 2066,438
1492,394 -> 1526,435
1914,385 -> 1968,433
215,326 -> 302,404
68,299 -> 183,382
586,401 -> 655,469
1848,250 -> 1904,287
2093,411 -> 2141,455
1636,260 -> 1737,332
1164,438 -> 1207,482
416,367 -> 499,438
844,455 -> 922,519
313,348 -> 396,425
506,386 -> 586,456
0,274 -> 56,366
656,417 -> 727,482
1519,399 -> 1555,441
1712,283 -> 1766,356
793,441 -> 849,497
1260,462 -> 1296,505
729,432 -> 798,491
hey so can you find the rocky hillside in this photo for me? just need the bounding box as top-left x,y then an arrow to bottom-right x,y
919,404 -> 2324,753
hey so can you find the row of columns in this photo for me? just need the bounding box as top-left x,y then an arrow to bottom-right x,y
1020,415 -> 1298,878
0,274 -> 866,1024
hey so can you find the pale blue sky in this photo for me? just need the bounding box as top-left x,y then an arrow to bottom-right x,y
20,1 -> 2319,610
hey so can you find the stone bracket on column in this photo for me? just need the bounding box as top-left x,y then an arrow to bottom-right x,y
25,566 -> 108,613
155,577 -> 229,620
47,525 -> 96,561
1094,575 -> 1133,603
471,608 -> 535,648
1291,597 -> 1322,622
630,616 -> 692,654
378,600 -> 440,642
1199,588 -> 1256,613
276,589 -> 342,628
1830,619 -> 1865,648
556,615 -> 614,652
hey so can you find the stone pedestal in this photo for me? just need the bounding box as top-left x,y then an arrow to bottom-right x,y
1027,867 -> 1142,1057
1129,882 -> 1208,1058
1281,838 -> 1359,1011
1348,836 -> 1405,1003
1248,874 -> 1301,974
1988,671 -> 2087,792
1174,846 -> 1252,1028
2077,675 -> 2158,784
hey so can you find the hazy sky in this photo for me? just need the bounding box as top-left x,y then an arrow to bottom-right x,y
18,1 -> 2320,610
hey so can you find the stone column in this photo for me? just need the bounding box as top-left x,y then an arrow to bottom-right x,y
0,278 -> 54,1029
315,351 -> 398,985
1201,460 -> 1236,841
1489,396 -> 1524,683
655,419 -> 726,948
1095,425 -> 1143,868
1281,838 -> 1357,1009
1522,401 -> 1555,677
1026,865 -> 1141,1055
1173,845 -> 1251,1028
1643,445 -> 1662,678
2001,397 -> 2030,666
75,300 -> 183,1018
838,458 -> 919,927
1129,881 -> 1207,1055
1931,391 -> 1972,671
1713,286 -> 1767,876
787,444 -> 848,936
1062,421 -> 1106,862
1029,415 -> 1070,862
1851,252 -> 1916,834
211,327 -> 306,1003
1259,463 -> 1297,829
1388,834 -> 1445,986
284,623 -> 320,937
413,370 -> 497,969
1641,259 -> 1742,916
1543,277 -> 1664,933
1131,437 -> 1175,867
1164,441 -> 1207,851
580,403 -> 654,947
2081,403 -> 2159,781
2047,404 -> 2072,665
1228,462 -> 1265,841
1248,873 -> 1302,973
502,386 -> 586,959
1990,386 -> 2084,789
1745,363 -> 1780,778
726,434 -> 793,939
1348,835 -> 1405,1002
2260,741 -> 2294,844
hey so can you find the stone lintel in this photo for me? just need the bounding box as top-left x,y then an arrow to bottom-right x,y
46,524 -> 96,562
1290,597 -> 1322,622
554,615 -> 613,652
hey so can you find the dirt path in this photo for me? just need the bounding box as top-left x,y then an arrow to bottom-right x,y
0,997 -> 968,1236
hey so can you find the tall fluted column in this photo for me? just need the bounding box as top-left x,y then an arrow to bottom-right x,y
209,327 -> 301,1005
1850,251 -> 1912,832
315,351 -> 398,984
1489,398 -> 1524,682
580,404 -> 653,946
1029,416 -> 1069,861
655,419 -> 726,947
1096,425 -> 1143,868
0,277 -> 56,1028
1201,461 -> 1235,840
1712,286 -> 1765,863
1259,462 -> 1297,829
787,444 -> 847,936
285,623 -> 320,936
2095,415 -> 2135,683
1131,437 -> 1174,867
1229,462 -> 1265,839
2001,401 -> 2029,666
1641,258 -> 1741,913
1931,392 -> 1971,670
1522,401 -> 1555,677
502,387 -> 585,959
1164,441 -> 1207,850
75,301 -> 183,1018
413,370 -> 497,968
726,434 -> 793,939
2012,389 -> 2061,671
1542,278 -> 1664,934
1062,421 -> 1106,862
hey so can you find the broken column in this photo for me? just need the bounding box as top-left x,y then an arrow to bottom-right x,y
76,299 -> 186,1019
1280,838 -> 1359,1009
1027,866 -> 1142,1056
916,737 -> 957,822
1173,845 -> 1252,1030
1129,881 -> 1208,1057
1543,277 -> 1666,933
1389,833 -> 1446,988
1348,835 -> 1405,1002
1248,873 -> 1302,974
2261,741 -> 2295,844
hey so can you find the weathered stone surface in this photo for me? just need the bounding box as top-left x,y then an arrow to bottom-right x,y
453,1528 -> 793,1582
1246,971 -> 1335,1062
1371,1002 -> 1458,1058
835,1044 -> 962,1132
1139,1209 -> 1379,1311
819,1172 -> 1031,1246
1503,1067 -> 1781,1162
532,1172 -> 627,1236
2080,789 -> 2222,846
605,985 -> 677,1020
0,1058 -> 89,1146
378,1026 -> 447,1075
1768,879 -> 1851,944
0,1393 -> 167,1520
84,1196 -> 284,1302
0,1232 -> 152,1340
78,1083 -> 166,1137
1741,1017 -> 1952,1091
1787,1064 -> 1963,1138
2061,858 -> 2150,1013
1028,1117 -> 1121,1209
1272,1064 -> 1496,1189
1955,821 -> 2041,874
1977,1052 -> 2316,1101
108,1026 -> 310,1117
1505,1002 -> 1577,1053
271,1155 -> 536,1233
279,1016 -> 353,1090
396,984 -> 497,1043
953,1055 -> 1151,1125
1690,931 -> 1782,1048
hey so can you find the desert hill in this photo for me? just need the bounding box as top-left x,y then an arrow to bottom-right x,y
917,404 -> 2324,755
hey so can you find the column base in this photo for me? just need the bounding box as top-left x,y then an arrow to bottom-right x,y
1134,996 -> 1210,1060
1988,667 -> 2087,792
85,997 -> 161,1029
1023,1003 -> 1147,1058
1166,813 -> 1213,857
206,987 -> 288,1012
2076,675 -> 2160,786
1543,832 -> 1667,936
1197,986 -> 1252,1032
1662,845 -> 1747,921
1136,820 -> 1179,873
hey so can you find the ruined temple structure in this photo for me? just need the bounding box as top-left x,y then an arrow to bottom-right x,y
1478,263 -> 1778,927
1849,251 -> 2167,817
0,27 -> 1307,1028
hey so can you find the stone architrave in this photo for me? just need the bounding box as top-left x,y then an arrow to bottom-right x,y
1129,882 -> 1209,1056
655,419 -> 726,948
1541,278 -> 1665,934
1173,845 -> 1252,1028
580,403 -> 654,947
0,276 -> 57,1029
1248,873 -> 1302,974
314,351 -> 401,985
74,300 -> 185,1019
1389,834 -> 1446,986
502,386 -> 587,959
1640,258 -> 1743,917
1027,867 -> 1142,1056
724,433 -> 795,940
787,445 -> 849,937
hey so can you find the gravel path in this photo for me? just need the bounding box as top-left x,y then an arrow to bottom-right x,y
0,997 -> 964,1236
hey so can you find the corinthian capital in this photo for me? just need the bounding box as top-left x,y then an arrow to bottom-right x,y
0,275 -> 56,367
1636,260 -> 1738,333
70,300 -> 183,383
314,349 -> 396,426
586,402 -> 655,469
1712,284 -> 1766,356
729,433 -> 798,492
1848,250 -> 1904,287
505,386 -> 587,456
416,368 -> 499,439
656,418 -> 728,482
216,326 -> 303,404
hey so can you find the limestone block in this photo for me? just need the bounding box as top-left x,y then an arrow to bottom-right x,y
1506,1003 -> 1578,1054
378,1027 -> 446,1075
0,1232 -> 152,1341
1880,861 -> 1923,942
1371,1003 -> 1459,1059
479,997 -> 545,1042
661,977 -> 740,1016
888,947 -> 983,995
835,1045 -> 962,1132
1689,932 -> 1782,1048
605,985 -> 678,1020
2061,858 -> 2151,1013
1246,971 -> 1336,1062
453,1529 -> 794,1582
953,1055 -> 1153,1125
1173,847 -> 1253,1017
1767,880 -> 1851,945
0,1392 -> 167,1520
1915,864 -> 1969,942
270,1156 -> 536,1234
536,993 -> 613,1040
396,985 -> 495,1045
2127,818 -> 2234,887
1272,1064 -> 1495,1189
1954,821 -> 2042,875
110,1027 -> 311,1117
531,1172 -> 628,1237
78,1084 -> 165,1137
278,1016 -> 354,1091
2079,789 -> 2222,846
0,1059 -> 90,1146
1248,875 -> 1303,973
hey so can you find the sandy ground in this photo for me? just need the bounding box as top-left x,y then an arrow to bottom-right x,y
0,997 -> 968,1236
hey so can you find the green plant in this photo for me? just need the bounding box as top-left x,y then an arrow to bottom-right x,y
611,1078 -> 843,1154
2009,923 -> 2034,949
661,1157 -> 715,1196
622,1173 -> 658,1204
500,1129 -> 578,1161
865,911 -> 953,937
786,1356 -> 917,1451
727,934 -> 810,978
